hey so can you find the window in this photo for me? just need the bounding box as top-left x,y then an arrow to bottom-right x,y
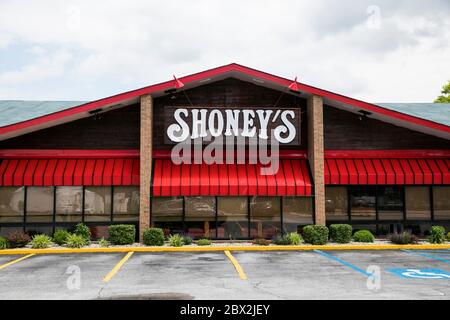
84,187 -> 111,222
433,186 -> 450,220
405,187 -> 431,220
349,186 -> 376,221
217,197 -> 248,239
283,197 -> 313,232
152,197 -> 184,236
250,196 -> 281,239
185,197 -> 216,239
325,187 -> 348,221
55,187 -> 82,222
377,186 -> 403,220
0,187 -> 24,223
113,187 -> 139,221
26,187 -> 54,223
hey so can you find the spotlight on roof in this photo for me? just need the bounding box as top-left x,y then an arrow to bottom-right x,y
358,110 -> 372,121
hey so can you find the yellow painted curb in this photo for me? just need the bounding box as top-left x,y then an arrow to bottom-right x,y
103,252 -> 134,282
0,244 -> 449,255
224,250 -> 247,280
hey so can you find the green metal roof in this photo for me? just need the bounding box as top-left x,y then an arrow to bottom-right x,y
376,103 -> 450,127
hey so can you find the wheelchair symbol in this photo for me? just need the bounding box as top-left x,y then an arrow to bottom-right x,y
388,268 -> 450,279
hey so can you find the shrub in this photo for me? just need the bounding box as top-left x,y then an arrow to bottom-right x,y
99,237 -> 110,248
272,234 -> 291,245
108,224 -> 136,245
53,229 -> 70,246
389,232 -> 418,245
30,234 -> 52,249
447,232 -> 450,242
143,228 -> 165,246
182,236 -> 193,245
7,230 -> 31,248
252,238 -> 270,246
66,234 -> 86,248
429,226 -> 446,244
197,238 -> 212,246
168,234 -> 183,247
303,225 -> 329,245
74,223 -> 91,244
330,224 -> 353,243
353,230 -> 375,243
0,236 -> 8,249
288,232 -> 302,245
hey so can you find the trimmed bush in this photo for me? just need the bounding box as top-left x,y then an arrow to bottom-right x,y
30,234 -> 52,249
182,236 -> 193,245
330,224 -> 353,243
99,237 -> 110,248
168,234 -> 183,247
303,225 -> 329,245
288,232 -> 302,245
197,238 -> 211,246
353,230 -> 374,243
108,225 -> 136,245
7,230 -> 31,248
429,226 -> 446,244
273,234 -> 291,245
143,228 -> 164,246
447,232 -> 450,241
53,229 -> 70,246
74,223 -> 91,244
252,238 -> 270,246
0,236 -> 8,249
389,232 -> 418,245
66,234 -> 86,248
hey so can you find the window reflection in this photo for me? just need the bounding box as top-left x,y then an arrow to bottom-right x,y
349,186 -> 376,220
250,196 -> 281,239
55,187 -> 82,222
0,187 -> 24,223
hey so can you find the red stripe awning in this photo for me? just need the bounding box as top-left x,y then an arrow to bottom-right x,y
152,159 -> 313,196
0,158 -> 139,186
325,158 -> 450,185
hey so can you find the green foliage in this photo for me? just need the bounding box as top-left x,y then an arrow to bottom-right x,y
389,232 -> 418,245
108,225 -> 136,245
7,230 -> 31,248
196,238 -> 212,246
272,234 -> 292,245
66,234 -> 86,248
30,234 -> 52,249
303,225 -> 329,245
182,236 -> 193,245
99,237 -> 110,248
428,226 -> 446,244
447,232 -> 450,242
74,223 -> 91,244
252,238 -> 270,246
53,229 -> 70,246
0,236 -> 8,249
168,234 -> 184,247
288,232 -> 302,245
353,230 -> 375,243
143,228 -> 165,246
434,80 -> 450,103
330,224 -> 353,243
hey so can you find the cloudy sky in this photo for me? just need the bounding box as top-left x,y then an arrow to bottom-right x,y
0,0 -> 449,103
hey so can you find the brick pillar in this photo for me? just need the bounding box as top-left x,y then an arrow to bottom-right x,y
307,95 -> 326,225
139,94 -> 153,242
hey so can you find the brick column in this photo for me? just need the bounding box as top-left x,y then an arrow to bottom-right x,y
307,95 -> 326,225
139,94 -> 153,242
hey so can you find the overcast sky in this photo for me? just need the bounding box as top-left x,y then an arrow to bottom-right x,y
0,0 -> 449,103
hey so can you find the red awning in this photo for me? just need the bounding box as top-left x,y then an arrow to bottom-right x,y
325,158 -> 450,185
0,158 -> 140,186
152,159 -> 312,196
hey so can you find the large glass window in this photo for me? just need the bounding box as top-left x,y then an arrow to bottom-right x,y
113,187 -> 139,221
152,197 -> 184,236
405,186 -> 431,220
349,186 -> 376,221
185,197 -> 215,239
433,186 -> 450,220
55,187 -> 82,222
26,187 -> 54,223
217,197 -> 248,239
325,187 -> 348,221
84,187 -> 111,222
250,196 -> 281,239
377,186 -> 403,220
0,187 -> 24,223
283,197 -> 313,232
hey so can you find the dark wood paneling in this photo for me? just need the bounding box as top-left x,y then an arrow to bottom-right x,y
0,105 -> 140,149
324,106 -> 449,149
153,78 -> 307,149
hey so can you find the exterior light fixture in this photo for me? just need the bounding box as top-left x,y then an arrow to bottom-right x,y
288,77 -> 301,94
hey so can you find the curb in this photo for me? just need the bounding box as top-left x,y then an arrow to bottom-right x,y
1,244 -> 450,255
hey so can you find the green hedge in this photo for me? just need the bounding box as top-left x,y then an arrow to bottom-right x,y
353,230 -> 374,243
429,226 -> 446,244
0,236 -> 8,249
303,225 -> 329,245
53,229 -> 70,246
108,225 -> 136,245
143,228 -> 165,246
330,224 -> 352,243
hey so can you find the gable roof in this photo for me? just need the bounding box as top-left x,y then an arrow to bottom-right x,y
0,63 -> 449,141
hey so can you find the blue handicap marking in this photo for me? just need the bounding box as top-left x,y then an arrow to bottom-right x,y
388,268 -> 450,279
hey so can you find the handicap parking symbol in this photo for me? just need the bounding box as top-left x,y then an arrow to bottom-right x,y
388,268 -> 450,279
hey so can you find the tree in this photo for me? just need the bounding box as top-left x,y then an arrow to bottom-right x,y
434,80 -> 450,103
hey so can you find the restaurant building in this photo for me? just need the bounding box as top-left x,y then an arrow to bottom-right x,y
0,63 -> 449,241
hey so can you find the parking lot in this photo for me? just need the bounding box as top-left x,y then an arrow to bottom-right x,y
0,249 -> 449,300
